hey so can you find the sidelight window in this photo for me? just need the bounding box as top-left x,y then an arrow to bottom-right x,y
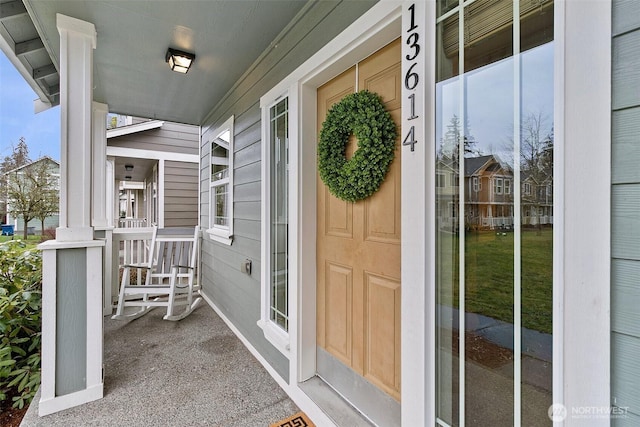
435,0 -> 555,425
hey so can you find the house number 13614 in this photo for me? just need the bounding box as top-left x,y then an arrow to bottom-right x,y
403,3 -> 420,152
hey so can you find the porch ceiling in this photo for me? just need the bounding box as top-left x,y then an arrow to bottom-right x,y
113,157 -> 155,182
12,0 -> 309,125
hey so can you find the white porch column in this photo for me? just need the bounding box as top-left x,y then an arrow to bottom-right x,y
105,158 -> 115,228
56,14 -> 96,242
38,14 -> 105,416
92,102 -> 109,228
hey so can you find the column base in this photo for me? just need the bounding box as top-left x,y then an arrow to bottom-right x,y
38,383 -> 103,416
56,226 -> 94,242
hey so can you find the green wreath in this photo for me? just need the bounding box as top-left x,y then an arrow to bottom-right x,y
318,90 -> 397,202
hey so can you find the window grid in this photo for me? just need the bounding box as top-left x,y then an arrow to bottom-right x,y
269,97 -> 289,331
209,116 -> 234,238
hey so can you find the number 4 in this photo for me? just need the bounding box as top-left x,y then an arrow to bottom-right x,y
403,125 -> 417,152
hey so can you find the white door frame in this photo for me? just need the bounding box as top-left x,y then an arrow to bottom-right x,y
259,1 -> 431,424
296,4 -> 403,384
260,1 -> 611,425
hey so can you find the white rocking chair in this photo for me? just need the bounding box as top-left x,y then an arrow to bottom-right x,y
112,226 -> 202,321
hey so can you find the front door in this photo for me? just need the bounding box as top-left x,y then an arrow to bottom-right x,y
316,39 -> 402,409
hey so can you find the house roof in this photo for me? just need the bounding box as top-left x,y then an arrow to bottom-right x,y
464,155 -> 495,176
2,156 -> 59,175
106,120 -> 164,139
0,0 -> 310,124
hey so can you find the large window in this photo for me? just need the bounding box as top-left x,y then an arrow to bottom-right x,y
269,97 -> 289,331
436,0 -> 554,425
208,115 -> 234,244
259,95 -> 290,354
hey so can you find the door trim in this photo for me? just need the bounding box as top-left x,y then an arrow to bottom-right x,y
297,11 -> 402,388
258,2 -> 437,425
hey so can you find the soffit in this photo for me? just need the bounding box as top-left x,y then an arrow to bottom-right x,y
18,0 -> 308,124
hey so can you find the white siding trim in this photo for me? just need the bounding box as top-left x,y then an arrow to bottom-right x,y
106,146 -> 198,163
198,125 -> 202,228
200,292 -> 338,427
38,240 -> 105,416
158,159 -> 165,228
401,2 -> 433,425
92,102 -> 109,228
106,120 -> 164,138
259,0 -> 406,418
85,246 -> 103,392
553,1 -> 566,421
560,0 -> 611,422
39,248 -> 57,410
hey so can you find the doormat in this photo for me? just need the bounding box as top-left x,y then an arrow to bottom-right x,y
269,411 -> 315,427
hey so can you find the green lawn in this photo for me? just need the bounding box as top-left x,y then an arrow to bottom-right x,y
0,235 -> 42,249
438,228 -> 553,334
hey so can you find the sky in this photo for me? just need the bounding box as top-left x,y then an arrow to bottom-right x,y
436,42 -> 555,163
0,51 -> 60,163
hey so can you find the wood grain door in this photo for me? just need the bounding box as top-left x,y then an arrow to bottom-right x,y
316,39 -> 401,401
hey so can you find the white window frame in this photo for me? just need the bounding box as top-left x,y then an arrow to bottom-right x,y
259,92 -> 292,356
472,176 -> 479,192
494,177 -> 503,194
436,172 -> 446,187
207,115 -> 234,245
504,178 -> 511,195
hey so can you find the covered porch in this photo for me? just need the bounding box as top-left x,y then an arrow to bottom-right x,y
20,305 -> 300,426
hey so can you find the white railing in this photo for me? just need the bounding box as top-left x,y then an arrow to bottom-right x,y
109,227 -> 154,308
523,215 -> 553,226
118,217 -> 147,228
481,217 -> 514,229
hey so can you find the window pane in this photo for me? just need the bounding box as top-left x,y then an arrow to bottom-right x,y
270,98 -> 289,331
214,184 -> 228,226
464,0 -> 513,73
437,14 -> 459,83
520,0 -> 554,53
211,141 -> 229,182
436,1 -> 554,425
438,0 -> 459,17
520,8 -> 554,422
465,53 -> 516,426
436,74 -> 460,426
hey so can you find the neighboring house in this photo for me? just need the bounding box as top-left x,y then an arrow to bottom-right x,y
2,157 -> 60,234
435,157 -> 458,231
437,154 -> 533,231
521,172 -> 554,227
1,1 -> 633,426
464,154 -> 514,230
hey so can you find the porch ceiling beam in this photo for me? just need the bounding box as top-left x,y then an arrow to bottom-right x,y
15,37 -> 44,56
33,63 -> 57,80
0,1 -> 27,20
45,83 -> 59,97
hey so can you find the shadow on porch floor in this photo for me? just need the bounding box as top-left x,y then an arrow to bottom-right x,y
21,304 -> 299,426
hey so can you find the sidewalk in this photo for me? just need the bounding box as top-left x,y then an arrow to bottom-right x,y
21,304 -> 299,426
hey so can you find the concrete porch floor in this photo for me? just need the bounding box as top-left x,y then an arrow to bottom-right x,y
21,304 -> 300,426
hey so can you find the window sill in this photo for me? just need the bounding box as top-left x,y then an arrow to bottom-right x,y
257,319 -> 290,357
206,228 -> 233,246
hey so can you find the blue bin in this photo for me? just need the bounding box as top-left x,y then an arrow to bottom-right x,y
1,224 -> 14,236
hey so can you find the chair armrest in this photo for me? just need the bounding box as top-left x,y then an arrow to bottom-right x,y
122,264 -> 151,270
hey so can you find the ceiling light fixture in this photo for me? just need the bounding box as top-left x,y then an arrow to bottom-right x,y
124,164 -> 134,171
125,175 -> 132,181
165,48 -> 195,74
